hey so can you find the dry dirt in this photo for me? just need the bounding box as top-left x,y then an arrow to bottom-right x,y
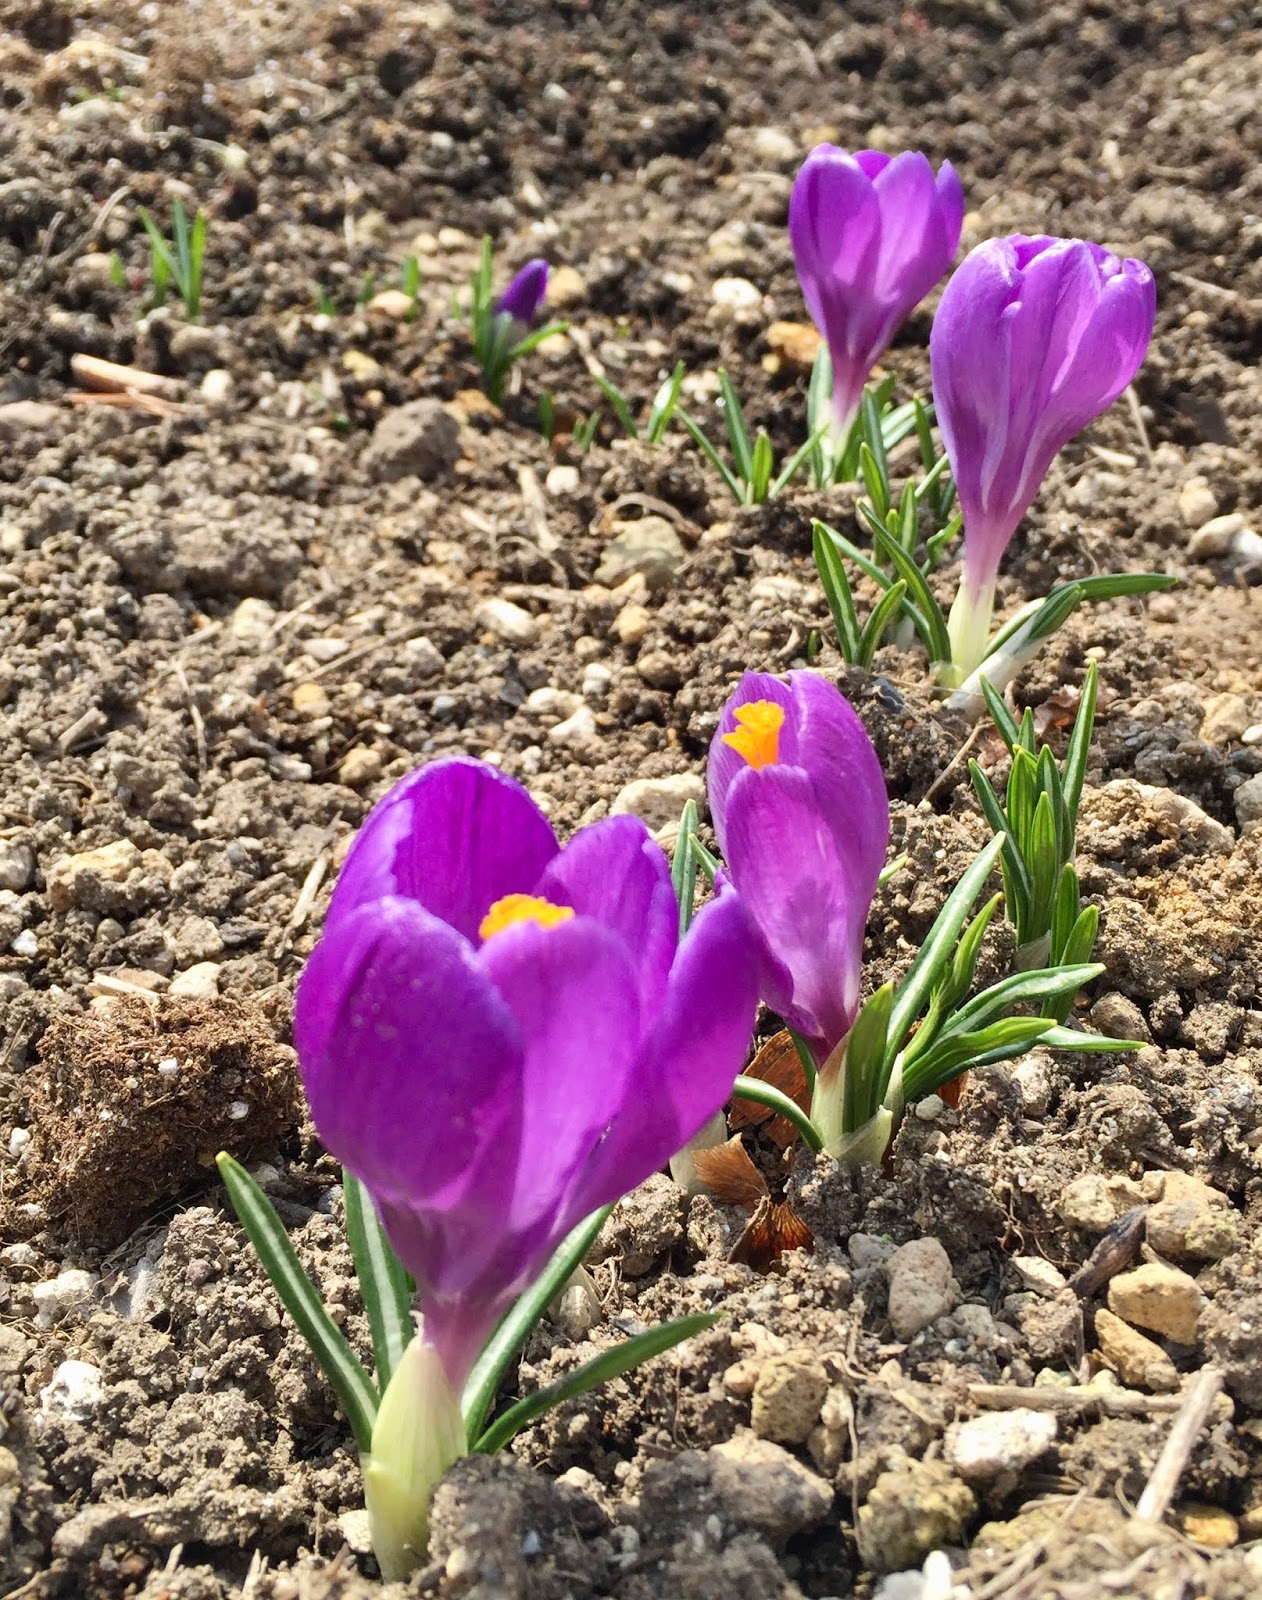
1,0 -> 1262,1596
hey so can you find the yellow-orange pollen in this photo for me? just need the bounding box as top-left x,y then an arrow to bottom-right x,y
478,892 -> 575,942
721,699 -> 785,770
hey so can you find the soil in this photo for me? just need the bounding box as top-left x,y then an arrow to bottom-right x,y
1,0 -> 1261,1596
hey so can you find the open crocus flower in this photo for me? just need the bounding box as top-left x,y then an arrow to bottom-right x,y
931,235 -> 1157,676
708,672 -> 890,1066
790,144 -> 963,441
497,257 -> 549,327
294,756 -> 758,1395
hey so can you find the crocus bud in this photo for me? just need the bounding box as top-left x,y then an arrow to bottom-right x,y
295,756 -> 759,1395
363,1338 -> 467,1583
496,258 -> 549,326
707,672 -> 890,1065
790,145 -> 963,440
930,235 -> 1156,676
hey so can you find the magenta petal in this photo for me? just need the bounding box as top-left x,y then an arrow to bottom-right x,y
931,235 -> 1156,596
571,887 -> 759,1213
480,916 -> 643,1236
784,672 -> 889,900
533,815 -> 678,1015
325,756 -> 559,944
294,897 -> 523,1259
707,672 -> 798,846
722,764 -> 869,1051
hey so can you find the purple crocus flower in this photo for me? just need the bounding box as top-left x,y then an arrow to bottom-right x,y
707,671 -> 890,1065
790,145 -> 964,440
497,258 -> 549,326
294,756 -> 758,1391
931,235 -> 1157,674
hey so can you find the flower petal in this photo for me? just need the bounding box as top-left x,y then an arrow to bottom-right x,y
708,672 -> 799,845
533,815 -> 678,1015
497,258 -> 549,324
720,763 -> 870,1052
294,896 -> 524,1270
784,671 -> 889,902
571,886 -> 760,1213
326,756 -> 559,944
479,915 -> 643,1239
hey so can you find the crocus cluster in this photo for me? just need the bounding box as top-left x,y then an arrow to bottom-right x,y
931,235 -> 1157,674
708,671 -> 890,1070
790,145 -> 963,441
295,757 -> 759,1391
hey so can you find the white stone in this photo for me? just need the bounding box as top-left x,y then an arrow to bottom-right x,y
545,465 -> 581,496
231,597 -> 277,644
8,1127 -> 30,1159
547,705 -> 597,745
944,1408 -> 1058,1482
476,598 -> 538,645
611,773 -> 706,832
710,276 -> 762,311
581,662 -> 612,699
200,368 -> 234,408
1177,476 -> 1217,527
1011,1256 -> 1069,1296
0,842 -> 34,892
751,126 -> 798,166
1188,512 -> 1244,557
169,962 -> 221,999
39,1360 -> 104,1422
525,686 -> 583,719
33,1268 -> 98,1329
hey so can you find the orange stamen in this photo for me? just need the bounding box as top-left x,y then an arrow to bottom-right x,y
721,699 -> 785,770
479,893 -> 574,942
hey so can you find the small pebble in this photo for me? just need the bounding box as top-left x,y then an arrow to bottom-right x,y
548,706 -> 597,746
39,1359 -> 104,1422
339,747 -> 384,787
476,597 -> 539,645
1177,476 -> 1218,527
33,1268 -> 98,1329
1108,1262 -> 1206,1345
169,962 -> 221,1000
943,1408 -> 1058,1484
886,1237 -> 957,1339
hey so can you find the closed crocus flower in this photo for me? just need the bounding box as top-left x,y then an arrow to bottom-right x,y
790,145 -> 964,440
931,235 -> 1157,676
497,258 -> 549,327
294,756 -> 758,1393
708,672 -> 890,1065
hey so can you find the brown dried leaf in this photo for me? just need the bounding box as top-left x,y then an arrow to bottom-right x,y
691,1135 -> 768,1209
730,1197 -> 815,1270
939,1071 -> 969,1110
730,1029 -> 810,1150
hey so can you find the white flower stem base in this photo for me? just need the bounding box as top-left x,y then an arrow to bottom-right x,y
945,576 -> 997,683
364,1338 -> 467,1583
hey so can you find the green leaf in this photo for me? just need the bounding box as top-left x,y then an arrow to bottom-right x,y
473,1314 -> 717,1455
1024,572 -> 1178,647
1040,1023 -> 1140,1053
647,361 -> 685,444
731,1075 -> 823,1152
788,1029 -> 818,1099
968,760 -> 1032,930
461,1206 -> 612,1443
749,430 -> 774,504
771,419 -> 832,498
671,800 -> 700,939
680,410 -> 746,504
885,834 -> 1006,1069
1025,791 -> 1061,937
507,320 -> 570,361
857,579 -> 909,668
595,374 -> 640,440
861,389 -> 890,495
718,369 -> 754,484
904,893 -> 1004,1069
814,518 -> 896,595
942,963 -> 1104,1039
812,522 -> 862,661
859,443 -> 889,522
689,832 -> 720,885
344,1173 -> 414,1393
1061,661 -> 1099,836
979,677 -> 1022,754
868,519 -> 952,663
216,1153 -> 378,1452
843,981 -> 894,1132
903,1015 -> 1057,1101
